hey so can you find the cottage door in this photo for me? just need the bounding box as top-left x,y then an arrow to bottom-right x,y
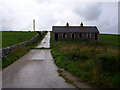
55,33 -> 58,40
95,33 -> 98,40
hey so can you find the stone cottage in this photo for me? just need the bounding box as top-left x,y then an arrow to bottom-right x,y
52,22 -> 99,40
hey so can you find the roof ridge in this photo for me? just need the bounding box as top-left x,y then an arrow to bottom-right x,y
52,26 -> 96,28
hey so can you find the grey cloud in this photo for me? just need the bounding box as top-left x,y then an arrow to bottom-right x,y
35,0 -> 53,4
74,3 -> 102,21
0,0 -> 118,34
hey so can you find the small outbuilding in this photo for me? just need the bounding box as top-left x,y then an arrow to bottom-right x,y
52,22 -> 99,41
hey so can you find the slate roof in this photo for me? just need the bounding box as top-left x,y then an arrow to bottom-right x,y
52,26 -> 99,33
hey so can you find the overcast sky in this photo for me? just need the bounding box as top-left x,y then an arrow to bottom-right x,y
0,0 -> 119,34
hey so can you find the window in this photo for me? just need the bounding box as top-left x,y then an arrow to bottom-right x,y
79,33 -> 82,38
63,33 -> 67,39
86,33 -> 88,38
71,33 -> 75,39
87,33 -> 91,38
89,33 -> 91,38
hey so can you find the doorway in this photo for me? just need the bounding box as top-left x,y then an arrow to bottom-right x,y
95,33 -> 98,40
55,33 -> 58,40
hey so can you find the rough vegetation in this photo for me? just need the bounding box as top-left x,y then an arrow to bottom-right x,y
51,34 -> 120,88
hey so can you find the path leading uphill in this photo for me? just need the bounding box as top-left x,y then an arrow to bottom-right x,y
2,32 -> 74,88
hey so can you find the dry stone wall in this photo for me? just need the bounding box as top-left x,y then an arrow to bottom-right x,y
1,34 -> 39,60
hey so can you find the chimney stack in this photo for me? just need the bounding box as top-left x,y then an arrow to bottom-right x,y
66,22 -> 69,27
80,22 -> 83,27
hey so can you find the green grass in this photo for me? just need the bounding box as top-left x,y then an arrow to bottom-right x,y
51,34 -> 120,88
2,31 -> 37,48
99,34 -> 120,47
2,31 -> 47,69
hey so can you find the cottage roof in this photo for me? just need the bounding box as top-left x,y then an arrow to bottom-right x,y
52,26 -> 99,33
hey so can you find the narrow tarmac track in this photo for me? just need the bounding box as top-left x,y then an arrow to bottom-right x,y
2,32 -> 74,88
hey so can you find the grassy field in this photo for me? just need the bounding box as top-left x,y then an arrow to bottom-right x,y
51,34 -> 120,88
2,31 -> 47,69
99,34 -> 119,47
2,31 -> 37,48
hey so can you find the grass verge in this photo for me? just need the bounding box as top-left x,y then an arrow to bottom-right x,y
57,68 -> 79,88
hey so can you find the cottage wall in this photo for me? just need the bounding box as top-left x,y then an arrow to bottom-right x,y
52,32 -> 99,41
52,33 -> 55,40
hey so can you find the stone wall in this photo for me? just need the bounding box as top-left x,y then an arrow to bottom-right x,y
1,34 -> 40,60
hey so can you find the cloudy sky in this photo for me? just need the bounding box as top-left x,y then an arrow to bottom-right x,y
0,0 -> 119,34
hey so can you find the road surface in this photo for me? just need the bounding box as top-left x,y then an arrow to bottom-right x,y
2,32 -> 74,88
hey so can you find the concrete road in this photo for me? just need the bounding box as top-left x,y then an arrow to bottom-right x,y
36,32 -> 50,48
2,32 -> 74,88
